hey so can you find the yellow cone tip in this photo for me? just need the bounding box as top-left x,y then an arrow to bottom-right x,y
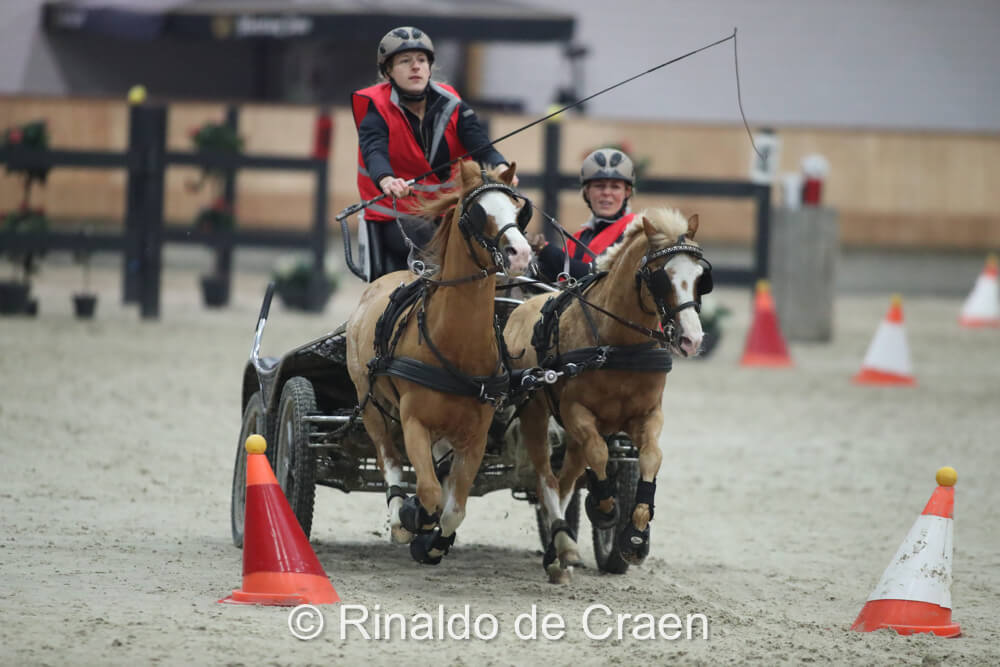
987,253 -> 998,269
755,279 -> 771,293
890,293 -> 903,307
245,434 -> 267,455
935,466 -> 957,487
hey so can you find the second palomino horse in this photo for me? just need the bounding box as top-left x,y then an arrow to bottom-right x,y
503,208 -> 711,582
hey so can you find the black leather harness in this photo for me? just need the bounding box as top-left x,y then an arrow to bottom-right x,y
366,276 -> 510,415
529,272 -> 673,377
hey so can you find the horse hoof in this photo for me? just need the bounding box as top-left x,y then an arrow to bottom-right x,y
585,493 -> 619,530
545,562 -> 571,585
390,524 -> 414,544
410,533 -> 443,565
399,495 -> 439,534
617,522 -> 650,565
559,549 -> 585,570
409,529 -> 455,566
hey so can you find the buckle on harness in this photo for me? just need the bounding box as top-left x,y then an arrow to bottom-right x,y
478,384 -> 504,408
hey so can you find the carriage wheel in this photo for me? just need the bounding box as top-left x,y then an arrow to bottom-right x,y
274,376 -> 318,539
591,458 -> 640,574
230,390 -> 271,548
534,489 -> 581,551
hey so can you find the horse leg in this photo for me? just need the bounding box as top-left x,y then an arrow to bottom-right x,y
409,444 -> 484,565
564,403 -> 618,530
522,401 -> 581,582
618,409 -> 665,564
397,408 -> 443,559
359,399 -> 412,545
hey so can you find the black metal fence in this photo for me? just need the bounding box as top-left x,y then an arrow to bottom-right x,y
0,104 -> 328,318
516,122 -> 771,286
1,107 -> 768,319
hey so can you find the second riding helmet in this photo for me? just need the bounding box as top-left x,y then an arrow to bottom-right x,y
377,26 -> 435,74
580,148 -> 636,187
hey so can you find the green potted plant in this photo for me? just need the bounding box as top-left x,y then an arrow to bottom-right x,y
271,254 -> 338,313
187,121 -> 243,308
696,296 -> 730,358
72,227 -> 97,319
1,120 -> 49,316
194,197 -> 234,307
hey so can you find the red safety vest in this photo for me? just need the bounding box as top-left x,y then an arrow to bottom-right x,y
566,213 -> 636,262
351,82 -> 467,221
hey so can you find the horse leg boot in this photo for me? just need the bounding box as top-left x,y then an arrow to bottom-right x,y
410,469 -> 458,565
398,416 -> 443,562
618,415 -> 664,565
410,446 -> 483,565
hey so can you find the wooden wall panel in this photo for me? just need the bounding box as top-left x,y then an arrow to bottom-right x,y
1,96 -> 998,249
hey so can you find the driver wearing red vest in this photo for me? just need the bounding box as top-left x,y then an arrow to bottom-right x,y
352,26 -> 513,280
534,148 -> 637,280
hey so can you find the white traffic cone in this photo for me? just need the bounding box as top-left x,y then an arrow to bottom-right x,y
959,253 -> 1000,328
851,467 -> 961,637
852,295 -> 915,386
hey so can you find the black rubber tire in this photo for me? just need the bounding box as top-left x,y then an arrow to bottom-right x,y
230,391 -> 271,548
535,489 -> 581,551
273,376 -> 318,539
591,457 -> 640,574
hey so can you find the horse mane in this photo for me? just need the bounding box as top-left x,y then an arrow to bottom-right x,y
415,161 -> 506,267
595,207 -> 695,272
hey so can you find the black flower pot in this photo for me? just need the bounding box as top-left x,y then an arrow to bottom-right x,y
73,293 -> 98,319
276,279 -> 333,313
200,274 -> 229,308
0,280 -> 31,315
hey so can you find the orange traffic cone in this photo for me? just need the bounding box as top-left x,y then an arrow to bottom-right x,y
220,435 -> 339,606
740,280 -> 792,367
853,295 -> 915,386
959,253 -> 1000,328
851,467 -> 961,637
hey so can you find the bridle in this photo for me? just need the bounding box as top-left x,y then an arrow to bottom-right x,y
454,177 -> 532,275
402,175 -> 532,286
540,235 -> 713,350
634,235 -> 714,347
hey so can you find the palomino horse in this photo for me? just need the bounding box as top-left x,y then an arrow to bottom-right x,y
346,161 -> 532,565
503,208 -> 710,582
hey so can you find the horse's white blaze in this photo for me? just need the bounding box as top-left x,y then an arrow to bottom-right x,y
479,190 -> 532,275
668,254 -> 705,357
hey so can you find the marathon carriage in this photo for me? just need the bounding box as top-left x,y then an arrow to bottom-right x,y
229,280 -> 642,574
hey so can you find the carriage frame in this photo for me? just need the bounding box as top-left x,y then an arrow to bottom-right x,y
230,282 -> 643,573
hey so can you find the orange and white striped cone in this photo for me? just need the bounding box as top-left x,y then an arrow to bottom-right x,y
959,253 -> 1000,328
851,467 -> 961,637
220,435 -> 339,606
852,294 -> 915,386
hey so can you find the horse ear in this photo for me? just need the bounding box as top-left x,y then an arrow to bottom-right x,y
641,215 -> 656,239
686,214 -> 699,240
498,161 -> 517,185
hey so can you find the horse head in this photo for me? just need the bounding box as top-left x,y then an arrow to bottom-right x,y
634,211 -> 711,357
449,161 -> 533,276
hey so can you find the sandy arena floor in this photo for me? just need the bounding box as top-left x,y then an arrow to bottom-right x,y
1,259 -> 998,666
